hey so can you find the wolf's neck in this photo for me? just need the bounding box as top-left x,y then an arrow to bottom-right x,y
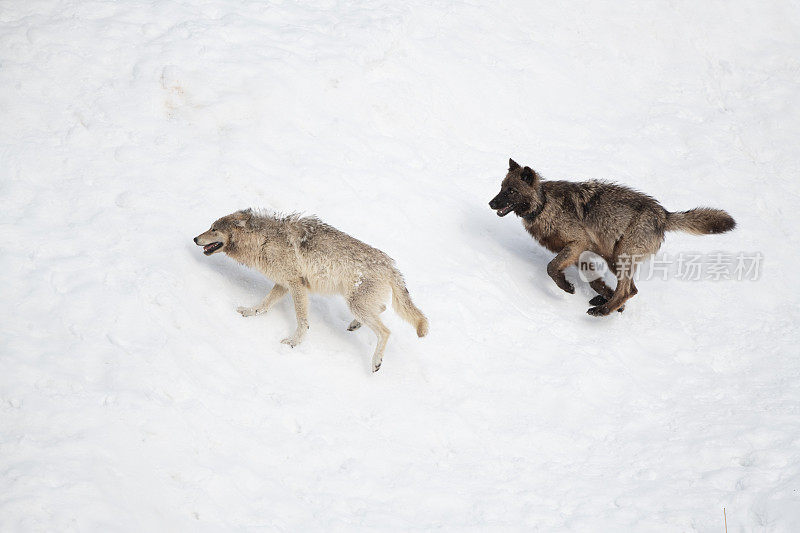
522,186 -> 546,221
225,231 -> 261,269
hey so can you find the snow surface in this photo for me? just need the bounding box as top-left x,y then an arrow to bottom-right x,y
2,0 -> 800,530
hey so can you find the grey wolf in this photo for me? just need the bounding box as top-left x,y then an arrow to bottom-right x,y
489,159 -> 735,316
194,209 -> 428,372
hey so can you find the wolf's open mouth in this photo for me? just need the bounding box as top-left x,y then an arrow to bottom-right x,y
203,242 -> 223,255
496,204 -> 517,217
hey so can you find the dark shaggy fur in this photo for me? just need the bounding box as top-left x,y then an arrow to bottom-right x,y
489,159 -> 735,316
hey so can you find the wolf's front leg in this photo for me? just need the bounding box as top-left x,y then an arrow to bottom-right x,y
237,284 -> 288,317
546,243 -> 583,294
281,284 -> 309,347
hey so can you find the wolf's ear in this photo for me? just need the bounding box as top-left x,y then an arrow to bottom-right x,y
509,158 -> 521,171
234,208 -> 252,227
521,166 -> 537,185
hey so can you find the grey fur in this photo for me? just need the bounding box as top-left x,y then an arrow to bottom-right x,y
194,209 -> 428,372
489,159 -> 736,316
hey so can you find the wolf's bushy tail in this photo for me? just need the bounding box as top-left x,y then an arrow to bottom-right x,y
389,268 -> 428,337
665,207 -> 735,235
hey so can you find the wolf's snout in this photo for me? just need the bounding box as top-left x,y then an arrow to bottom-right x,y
490,194 -> 515,216
194,233 -> 223,255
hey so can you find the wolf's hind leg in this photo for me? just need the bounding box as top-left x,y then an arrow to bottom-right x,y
281,284 -> 309,347
589,279 -> 614,300
588,232 -> 648,316
547,244 -> 584,294
588,274 -> 637,316
238,284 -> 288,317
348,283 -> 391,372
361,315 -> 390,372
588,272 -> 626,312
588,277 -> 634,313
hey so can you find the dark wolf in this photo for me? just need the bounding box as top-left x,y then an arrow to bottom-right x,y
489,159 -> 735,316
194,209 -> 428,372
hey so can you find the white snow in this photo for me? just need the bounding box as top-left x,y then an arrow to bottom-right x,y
2,0 -> 800,530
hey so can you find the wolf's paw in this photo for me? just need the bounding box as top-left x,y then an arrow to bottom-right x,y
281,336 -> 303,348
347,320 -> 362,332
560,282 -> 575,294
589,295 -> 607,306
371,353 -> 384,373
237,306 -> 260,317
588,297 -> 624,313
587,305 -> 612,317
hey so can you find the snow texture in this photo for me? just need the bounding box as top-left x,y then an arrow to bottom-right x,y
2,0 -> 800,531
